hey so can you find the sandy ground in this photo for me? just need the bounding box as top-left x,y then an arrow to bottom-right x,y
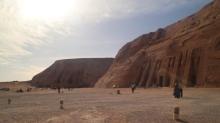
0,88 -> 220,123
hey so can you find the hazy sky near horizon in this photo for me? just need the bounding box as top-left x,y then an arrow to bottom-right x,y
0,0 -> 212,82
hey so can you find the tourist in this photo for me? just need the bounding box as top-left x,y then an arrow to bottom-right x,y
173,82 -> 180,98
178,83 -> 183,98
58,86 -> 61,94
130,83 -> 136,94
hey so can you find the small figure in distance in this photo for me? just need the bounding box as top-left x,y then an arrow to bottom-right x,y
8,98 -> 11,105
26,88 -> 32,92
112,84 -> 116,88
130,82 -> 136,94
57,86 -> 61,94
173,82 -> 182,99
179,84 -> 183,98
16,88 -> 23,93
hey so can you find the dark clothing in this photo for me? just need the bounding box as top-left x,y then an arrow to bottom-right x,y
173,85 -> 182,98
180,88 -> 183,98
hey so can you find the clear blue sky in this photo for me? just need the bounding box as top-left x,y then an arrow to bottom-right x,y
0,0 -> 212,81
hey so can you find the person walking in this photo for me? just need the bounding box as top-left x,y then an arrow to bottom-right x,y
130,83 -> 136,94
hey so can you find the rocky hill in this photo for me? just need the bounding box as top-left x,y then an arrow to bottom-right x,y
95,0 -> 220,88
31,58 -> 113,88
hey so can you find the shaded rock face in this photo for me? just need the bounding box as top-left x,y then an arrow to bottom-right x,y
31,58 -> 113,88
95,0 -> 220,88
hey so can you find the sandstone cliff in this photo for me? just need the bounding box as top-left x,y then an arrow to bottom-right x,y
95,0 -> 220,88
31,58 -> 113,88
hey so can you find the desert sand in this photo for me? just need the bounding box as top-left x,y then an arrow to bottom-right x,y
0,88 -> 220,123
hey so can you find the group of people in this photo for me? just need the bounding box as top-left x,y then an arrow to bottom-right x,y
112,83 -> 137,94
16,88 -> 32,93
124,82 -> 184,98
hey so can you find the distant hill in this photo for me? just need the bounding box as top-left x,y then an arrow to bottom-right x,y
31,58 -> 113,88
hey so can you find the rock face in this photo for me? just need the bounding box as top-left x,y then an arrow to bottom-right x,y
95,0 -> 220,88
31,58 -> 113,88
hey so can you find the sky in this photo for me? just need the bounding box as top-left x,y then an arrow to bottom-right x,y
0,0 -> 212,82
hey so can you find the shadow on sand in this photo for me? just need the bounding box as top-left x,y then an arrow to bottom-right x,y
176,119 -> 188,123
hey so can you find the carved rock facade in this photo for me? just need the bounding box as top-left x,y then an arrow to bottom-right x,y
95,0 -> 220,88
